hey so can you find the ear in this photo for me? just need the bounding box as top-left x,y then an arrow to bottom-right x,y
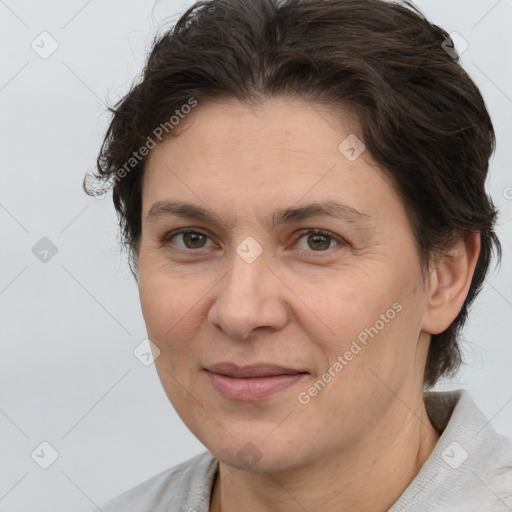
421,232 -> 481,335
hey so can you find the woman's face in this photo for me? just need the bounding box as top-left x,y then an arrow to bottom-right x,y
137,98 -> 434,472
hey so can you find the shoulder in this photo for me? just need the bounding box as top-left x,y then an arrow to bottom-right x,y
392,389 -> 512,511
92,450 -> 218,512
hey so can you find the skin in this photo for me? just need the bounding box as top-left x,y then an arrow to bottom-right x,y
136,97 -> 480,512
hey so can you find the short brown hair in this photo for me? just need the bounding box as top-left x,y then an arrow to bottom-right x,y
84,0 -> 502,388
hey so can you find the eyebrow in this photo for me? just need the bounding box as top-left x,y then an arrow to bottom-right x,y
145,199 -> 371,230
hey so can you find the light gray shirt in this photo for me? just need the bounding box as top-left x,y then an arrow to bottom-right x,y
93,389 -> 512,511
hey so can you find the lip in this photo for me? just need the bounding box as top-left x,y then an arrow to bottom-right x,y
205,362 -> 308,401
206,362 -> 306,378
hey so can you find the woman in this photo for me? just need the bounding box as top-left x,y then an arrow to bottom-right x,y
84,0 -> 511,510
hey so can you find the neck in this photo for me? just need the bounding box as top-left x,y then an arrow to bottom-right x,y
209,396 -> 440,512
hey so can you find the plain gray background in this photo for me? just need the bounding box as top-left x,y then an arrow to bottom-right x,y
1,0 -> 511,510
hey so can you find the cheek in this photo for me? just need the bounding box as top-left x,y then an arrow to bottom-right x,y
138,269 -> 202,350
299,271 -> 395,342
138,271 -> 206,412
300,263 -> 423,377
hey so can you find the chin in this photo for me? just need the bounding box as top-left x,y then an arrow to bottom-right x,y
203,429 -> 310,473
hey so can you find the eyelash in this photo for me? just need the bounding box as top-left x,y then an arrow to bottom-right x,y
161,228 -> 346,254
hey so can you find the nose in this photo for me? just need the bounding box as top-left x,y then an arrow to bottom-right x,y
207,246 -> 289,341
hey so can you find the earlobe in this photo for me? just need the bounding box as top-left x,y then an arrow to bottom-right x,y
421,232 -> 481,335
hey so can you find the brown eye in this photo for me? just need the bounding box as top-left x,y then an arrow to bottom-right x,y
307,233 -> 331,251
294,229 -> 343,252
164,230 -> 212,250
182,232 -> 208,249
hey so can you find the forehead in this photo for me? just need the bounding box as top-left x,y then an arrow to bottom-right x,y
151,97 -> 361,161
142,98 -> 406,229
